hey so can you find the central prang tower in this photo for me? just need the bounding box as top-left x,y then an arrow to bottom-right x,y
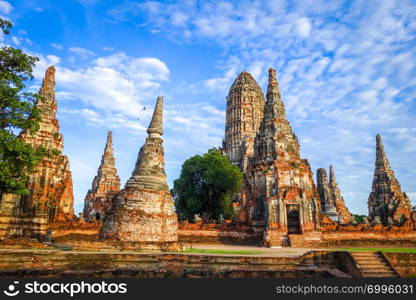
223,71 -> 264,170
223,68 -> 322,247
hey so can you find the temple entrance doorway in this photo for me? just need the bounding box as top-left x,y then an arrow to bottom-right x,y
287,205 -> 301,234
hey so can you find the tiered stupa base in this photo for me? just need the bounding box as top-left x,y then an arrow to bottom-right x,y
100,188 -> 178,251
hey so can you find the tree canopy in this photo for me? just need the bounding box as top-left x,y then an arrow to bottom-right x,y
0,19 -> 46,198
171,148 -> 243,222
351,214 -> 367,224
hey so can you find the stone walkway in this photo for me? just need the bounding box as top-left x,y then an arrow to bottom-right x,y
182,244 -> 324,257
0,243 -> 327,258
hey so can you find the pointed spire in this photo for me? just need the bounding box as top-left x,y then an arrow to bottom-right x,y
99,130 -> 116,171
266,68 -> 281,100
104,130 -> 113,157
98,131 -> 117,176
39,66 -> 56,105
329,165 -> 337,185
126,96 -> 167,190
147,96 -> 163,137
254,67 -> 299,162
43,66 -> 56,85
83,130 -> 120,221
265,68 -> 286,119
368,134 -> 413,224
20,65 -> 61,149
375,134 -> 392,171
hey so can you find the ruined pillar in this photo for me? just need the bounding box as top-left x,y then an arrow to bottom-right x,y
316,168 -> 340,222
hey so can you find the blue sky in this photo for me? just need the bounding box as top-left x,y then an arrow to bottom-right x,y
1,0 -> 415,215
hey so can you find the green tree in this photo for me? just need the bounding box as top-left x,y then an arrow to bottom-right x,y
171,148 -> 243,222
351,214 -> 367,224
0,19 -> 46,199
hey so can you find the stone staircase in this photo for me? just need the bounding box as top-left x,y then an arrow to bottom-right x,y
351,252 -> 398,277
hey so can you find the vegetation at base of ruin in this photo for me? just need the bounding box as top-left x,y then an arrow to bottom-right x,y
351,214 -> 367,224
182,248 -> 263,255
334,248 -> 416,253
0,19 -> 47,199
171,148 -> 243,223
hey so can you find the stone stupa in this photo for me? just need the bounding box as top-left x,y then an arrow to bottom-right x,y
100,96 -> 178,250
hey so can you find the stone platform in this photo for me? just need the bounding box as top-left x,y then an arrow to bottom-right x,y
0,249 -> 348,278
0,246 -> 414,278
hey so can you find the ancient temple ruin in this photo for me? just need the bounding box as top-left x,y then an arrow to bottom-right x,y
328,166 -> 352,224
317,166 -> 351,224
83,131 -> 120,221
225,68 -> 322,246
0,63 -> 414,253
317,168 -> 340,222
0,66 -> 74,238
368,134 -> 413,225
100,96 -> 178,250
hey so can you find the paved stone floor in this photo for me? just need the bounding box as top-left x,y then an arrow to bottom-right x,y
180,244 -> 324,257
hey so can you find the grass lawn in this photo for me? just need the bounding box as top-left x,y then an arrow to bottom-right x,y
182,248 -> 263,255
334,248 -> 416,253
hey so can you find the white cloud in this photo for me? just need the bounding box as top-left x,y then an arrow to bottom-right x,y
171,11 -> 188,26
0,0 -> 12,14
35,51 -> 169,118
62,108 -> 148,132
11,36 -> 19,46
61,102 -> 224,154
51,43 -> 63,50
201,56 -> 242,94
68,46 -> 96,59
295,17 -> 312,37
